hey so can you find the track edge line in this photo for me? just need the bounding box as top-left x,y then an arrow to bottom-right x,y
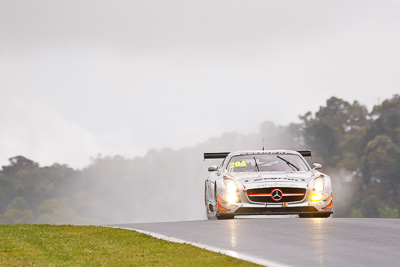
109,226 -> 291,267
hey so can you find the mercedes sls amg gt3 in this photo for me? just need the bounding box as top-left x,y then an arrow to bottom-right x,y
204,150 -> 333,219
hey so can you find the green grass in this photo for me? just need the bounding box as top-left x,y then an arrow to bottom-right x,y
0,225 -> 259,266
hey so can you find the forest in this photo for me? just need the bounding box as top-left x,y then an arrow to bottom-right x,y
1,95 -> 399,224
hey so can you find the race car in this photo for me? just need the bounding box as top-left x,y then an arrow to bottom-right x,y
204,150 -> 333,219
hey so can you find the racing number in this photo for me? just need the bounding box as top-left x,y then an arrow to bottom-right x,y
229,160 -> 247,169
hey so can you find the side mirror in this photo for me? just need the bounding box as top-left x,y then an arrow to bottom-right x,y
313,163 -> 322,170
208,165 -> 218,172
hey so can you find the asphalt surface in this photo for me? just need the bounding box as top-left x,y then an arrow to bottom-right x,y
111,218 -> 400,267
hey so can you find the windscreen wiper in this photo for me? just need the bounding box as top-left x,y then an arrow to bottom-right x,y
277,156 -> 299,171
253,157 -> 260,171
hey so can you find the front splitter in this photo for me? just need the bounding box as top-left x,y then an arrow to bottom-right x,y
234,206 -> 332,216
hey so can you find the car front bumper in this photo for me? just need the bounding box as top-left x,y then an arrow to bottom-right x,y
219,200 -> 333,216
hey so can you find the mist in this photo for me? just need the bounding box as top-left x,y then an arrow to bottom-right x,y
1,0 -> 400,169
61,121 -> 300,224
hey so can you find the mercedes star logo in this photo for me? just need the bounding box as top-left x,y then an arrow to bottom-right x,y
271,189 -> 283,201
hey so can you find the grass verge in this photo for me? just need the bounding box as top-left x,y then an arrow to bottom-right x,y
0,225 -> 260,266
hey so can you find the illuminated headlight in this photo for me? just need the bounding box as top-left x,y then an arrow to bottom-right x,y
311,192 -> 323,201
223,179 -> 239,203
226,193 -> 240,203
313,178 -> 324,192
225,180 -> 239,193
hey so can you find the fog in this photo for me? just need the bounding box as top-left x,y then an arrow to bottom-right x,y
1,0 -> 400,168
60,122 -> 352,224
62,122 -> 304,224
0,119 -> 366,224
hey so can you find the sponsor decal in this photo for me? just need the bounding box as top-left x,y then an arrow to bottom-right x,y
256,183 -> 300,188
253,178 -> 299,182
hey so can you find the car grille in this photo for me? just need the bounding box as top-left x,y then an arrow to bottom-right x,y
234,206 -> 318,215
247,187 -> 306,203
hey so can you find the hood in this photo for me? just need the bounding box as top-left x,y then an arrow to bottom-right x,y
228,171 -> 316,189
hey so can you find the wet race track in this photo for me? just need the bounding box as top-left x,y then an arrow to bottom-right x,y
111,218 -> 400,267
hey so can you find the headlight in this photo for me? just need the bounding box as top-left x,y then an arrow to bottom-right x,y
224,180 -> 238,193
226,194 -> 239,203
313,178 -> 324,192
223,179 -> 240,203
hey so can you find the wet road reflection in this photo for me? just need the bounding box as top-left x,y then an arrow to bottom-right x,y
229,220 -> 237,249
114,218 -> 400,267
311,218 -> 324,266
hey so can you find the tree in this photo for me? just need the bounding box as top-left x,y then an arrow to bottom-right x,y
371,94 -> 400,119
2,156 -> 38,177
378,204 -> 399,218
370,95 -> 400,145
314,97 -> 369,134
360,195 -> 379,218
303,123 -> 338,164
37,199 -> 82,224
1,197 -> 34,224
364,135 -> 400,196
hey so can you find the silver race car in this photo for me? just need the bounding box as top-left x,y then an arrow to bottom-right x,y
204,150 -> 333,219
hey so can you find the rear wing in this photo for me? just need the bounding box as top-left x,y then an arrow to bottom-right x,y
297,150 -> 312,158
203,152 -> 230,160
204,150 -> 312,160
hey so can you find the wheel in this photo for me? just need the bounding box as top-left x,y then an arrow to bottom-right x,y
206,203 -> 216,220
205,182 -> 217,220
206,182 -> 234,220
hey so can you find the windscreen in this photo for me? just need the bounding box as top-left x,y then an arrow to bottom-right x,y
226,154 -> 309,172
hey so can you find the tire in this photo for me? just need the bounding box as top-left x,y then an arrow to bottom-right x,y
209,182 -> 234,220
216,213 -> 234,220
206,203 -> 217,220
298,214 -> 314,218
205,182 -> 217,220
207,211 -> 215,220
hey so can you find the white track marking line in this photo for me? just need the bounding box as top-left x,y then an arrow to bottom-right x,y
110,226 -> 291,267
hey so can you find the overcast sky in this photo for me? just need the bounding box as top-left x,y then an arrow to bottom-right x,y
1,0 -> 399,168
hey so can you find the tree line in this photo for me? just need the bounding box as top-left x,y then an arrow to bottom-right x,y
1,95 -> 399,224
